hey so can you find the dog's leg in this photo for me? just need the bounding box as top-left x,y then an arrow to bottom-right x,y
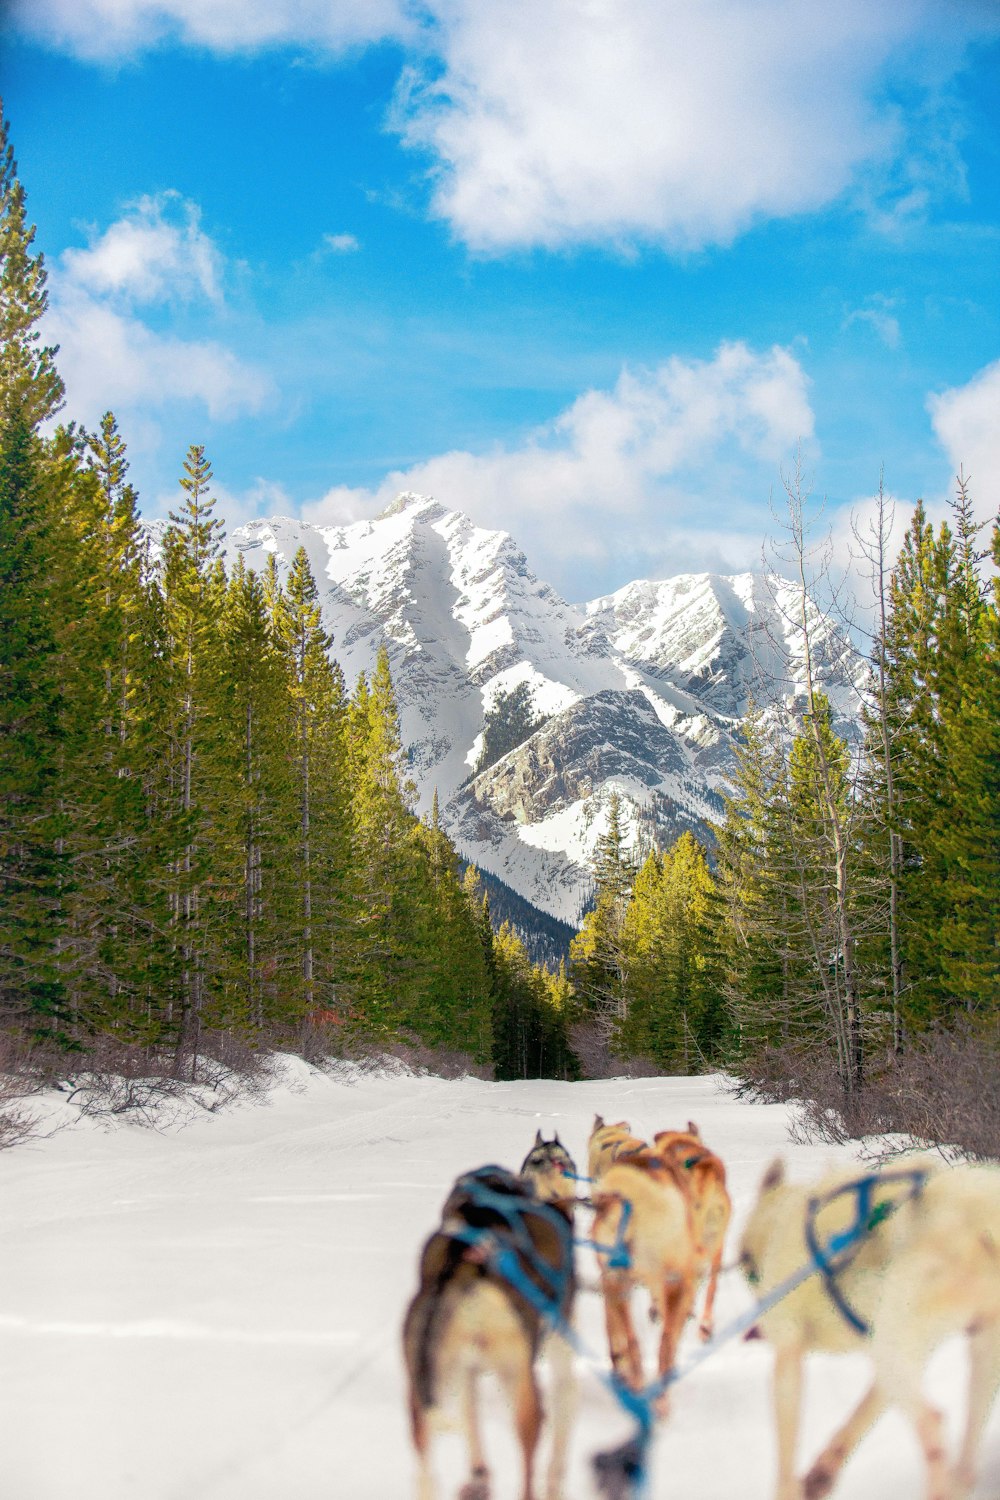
507,1361 -> 543,1500
954,1324 -> 1000,1498
458,1370 -> 490,1500
772,1342 -> 805,1500
603,1272 -> 642,1390
698,1245 -> 723,1341
544,1332 -> 577,1500
656,1274 -> 695,1412
408,1389 -> 436,1500
802,1381 -> 886,1500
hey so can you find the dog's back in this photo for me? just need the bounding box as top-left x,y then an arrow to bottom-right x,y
588,1115 -> 647,1181
653,1122 -> 732,1339
740,1157 -> 939,1354
740,1156 -> 1000,1500
653,1123 -> 731,1259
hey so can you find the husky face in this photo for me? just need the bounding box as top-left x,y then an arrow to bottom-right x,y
520,1130 -> 577,1204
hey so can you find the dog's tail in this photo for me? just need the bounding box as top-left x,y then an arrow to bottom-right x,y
408,1237 -> 469,1410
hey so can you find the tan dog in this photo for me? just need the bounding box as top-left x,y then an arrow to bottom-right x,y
402,1165 -> 576,1500
587,1119 -> 698,1396
587,1114 -> 647,1181
652,1121 -> 732,1340
740,1156 -> 1000,1500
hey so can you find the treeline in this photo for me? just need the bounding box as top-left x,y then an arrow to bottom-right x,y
566,476 -> 998,1119
0,106 -> 574,1080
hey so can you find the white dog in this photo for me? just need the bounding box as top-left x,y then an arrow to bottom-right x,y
740,1157 -> 1000,1500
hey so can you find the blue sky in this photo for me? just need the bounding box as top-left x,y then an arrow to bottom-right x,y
4,1 -> 999,601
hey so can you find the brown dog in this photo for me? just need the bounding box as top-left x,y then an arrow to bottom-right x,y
586,1119 -> 698,1397
402,1164 -> 576,1500
587,1114 -> 647,1182
652,1121 -> 731,1341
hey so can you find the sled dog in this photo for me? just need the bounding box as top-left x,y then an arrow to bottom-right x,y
520,1130 -> 578,1214
586,1118 -> 698,1396
587,1115 -> 647,1182
652,1122 -> 732,1340
402,1164 -> 576,1500
740,1156 -> 1000,1500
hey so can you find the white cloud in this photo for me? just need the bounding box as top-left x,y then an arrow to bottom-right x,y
302,341 -> 814,590
394,1 -> 987,254
49,291 -> 273,422
62,193 -> 223,304
322,233 -> 361,254
17,2 -> 998,254
927,360 -> 1000,522
48,196 -> 273,429
13,0 -> 414,61
843,296 -> 902,350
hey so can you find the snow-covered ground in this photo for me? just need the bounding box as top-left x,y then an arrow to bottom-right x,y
2,1062 -> 998,1500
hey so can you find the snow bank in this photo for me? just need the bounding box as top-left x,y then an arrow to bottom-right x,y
1,1069 -> 996,1498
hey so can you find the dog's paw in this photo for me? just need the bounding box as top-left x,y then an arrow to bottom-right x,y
698,1322 -> 713,1343
803,1459 -> 839,1499
459,1468 -> 491,1500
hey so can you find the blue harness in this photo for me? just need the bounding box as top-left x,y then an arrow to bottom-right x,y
448,1163 -> 928,1499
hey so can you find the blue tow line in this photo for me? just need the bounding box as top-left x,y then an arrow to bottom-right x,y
454,1164 -> 928,1499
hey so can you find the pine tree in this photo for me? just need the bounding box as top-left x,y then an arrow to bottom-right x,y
159,445 -> 226,1055
0,409 -> 65,1024
0,101 -> 64,426
621,834 -> 725,1071
211,556 -> 295,1029
344,647 -> 419,1030
569,792 -> 636,1050
265,546 -> 350,1025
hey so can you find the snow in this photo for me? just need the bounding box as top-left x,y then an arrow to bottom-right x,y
217,496 -> 864,918
3,1064 -> 997,1500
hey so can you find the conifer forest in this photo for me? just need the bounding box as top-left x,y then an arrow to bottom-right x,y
1,101 -> 997,1135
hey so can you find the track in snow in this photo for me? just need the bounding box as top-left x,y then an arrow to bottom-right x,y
1,1062 -> 998,1499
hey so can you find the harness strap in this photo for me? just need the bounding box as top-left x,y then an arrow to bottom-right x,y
803,1167 -> 927,1336
576,1197 -> 633,1270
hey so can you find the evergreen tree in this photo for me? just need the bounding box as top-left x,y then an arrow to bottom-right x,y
474,681 -> 541,775
0,101 -> 64,425
159,445 -> 226,1055
271,546 -> 350,1020
211,556 -> 295,1028
0,409 -> 65,1024
570,792 -> 637,1050
620,834 -> 725,1071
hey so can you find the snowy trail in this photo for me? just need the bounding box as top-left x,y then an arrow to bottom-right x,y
1,1063 -> 998,1500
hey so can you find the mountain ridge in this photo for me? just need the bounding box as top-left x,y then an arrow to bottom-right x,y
216,493 -> 863,925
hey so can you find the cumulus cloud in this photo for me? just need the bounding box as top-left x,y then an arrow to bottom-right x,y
62,193 -> 223,304
47,195 -> 273,429
12,0 -> 414,62
927,359 -> 1000,521
302,341 -> 814,591
394,0 -> 989,254
17,1 -> 998,254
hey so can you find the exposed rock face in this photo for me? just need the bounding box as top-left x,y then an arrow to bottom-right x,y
223,492 -> 863,925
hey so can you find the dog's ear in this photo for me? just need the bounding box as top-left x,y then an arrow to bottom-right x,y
760,1157 -> 785,1193
553,1130 -> 561,1145
534,1128 -> 544,1146
687,1120 -> 700,1138
593,1113 -> 604,1129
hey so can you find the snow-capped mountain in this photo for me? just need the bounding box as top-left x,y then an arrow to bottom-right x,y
226,493 -> 864,925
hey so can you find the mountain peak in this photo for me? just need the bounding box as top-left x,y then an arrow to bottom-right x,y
377,490 -> 442,521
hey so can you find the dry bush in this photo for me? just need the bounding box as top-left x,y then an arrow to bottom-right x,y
59,1030 -> 275,1125
732,1021 -> 1000,1161
569,1020 -> 663,1080
300,1021 -> 492,1080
